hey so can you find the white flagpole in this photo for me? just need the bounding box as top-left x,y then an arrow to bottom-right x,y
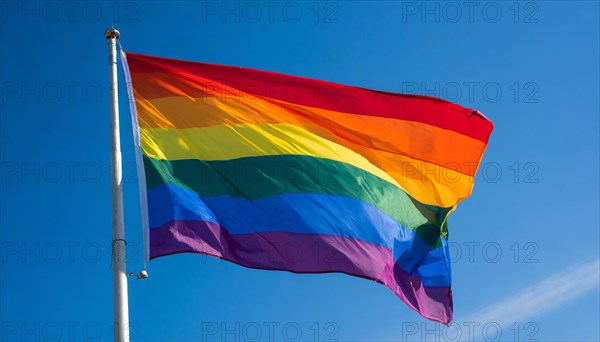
105,28 -> 130,342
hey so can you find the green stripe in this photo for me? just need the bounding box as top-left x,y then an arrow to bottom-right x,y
144,155 -> 451,247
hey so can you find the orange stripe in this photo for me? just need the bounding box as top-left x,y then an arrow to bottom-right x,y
136,95 -> 486,176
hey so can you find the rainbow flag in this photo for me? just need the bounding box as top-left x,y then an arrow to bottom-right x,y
123,52 -> 493,324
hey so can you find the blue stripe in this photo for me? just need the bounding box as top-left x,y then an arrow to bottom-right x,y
147,182 -> 219,225
148,183 -> 450,286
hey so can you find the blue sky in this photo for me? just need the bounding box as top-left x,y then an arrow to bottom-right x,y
1,1 -> 599,341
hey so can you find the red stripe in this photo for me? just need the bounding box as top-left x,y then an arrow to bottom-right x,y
126,52 -> 493,143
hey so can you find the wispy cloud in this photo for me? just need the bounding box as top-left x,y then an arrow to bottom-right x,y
465,259 -> 600,327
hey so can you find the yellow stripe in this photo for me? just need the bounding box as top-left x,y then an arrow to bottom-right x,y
140,123 -> 474,207
141,123 -> 398,185
135,96 -> 487,175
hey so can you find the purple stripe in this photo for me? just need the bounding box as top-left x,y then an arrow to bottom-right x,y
150,220 -> 452,324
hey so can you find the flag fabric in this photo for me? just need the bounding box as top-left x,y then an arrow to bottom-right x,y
123,52 -> 493,324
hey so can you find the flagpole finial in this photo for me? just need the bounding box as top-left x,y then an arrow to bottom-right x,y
105,28 -> 120,40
